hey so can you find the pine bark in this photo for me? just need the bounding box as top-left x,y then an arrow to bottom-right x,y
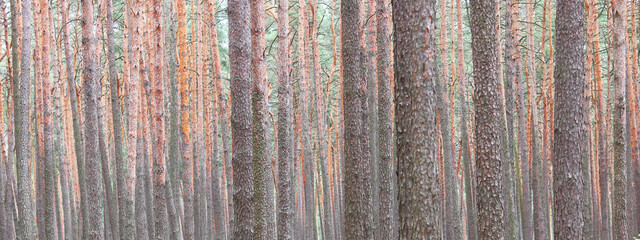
469,0 -> 505,238
14,0 -> 37,237
393,0 -> 441,238
250,0 -> 275,237
611,1 -> 629,238
552,0 -> 586,238
35,0 -> 56,237
177,0 -> 194,237
229,0 -> 255,236
80,0 -> 105,237
277,0 -> 295,235
343,0 -> 372,237
377,0 -> 396,237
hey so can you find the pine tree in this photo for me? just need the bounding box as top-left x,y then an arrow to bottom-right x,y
229,0 -> 255,237
552,0 -> 586,238
469,0 -> 505,238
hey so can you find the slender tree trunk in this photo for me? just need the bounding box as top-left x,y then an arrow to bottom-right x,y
163,0 -> 182,237
104,0 -> 129,237
135,109 -> 149,240
611,1 -> 629,238
14,0 -> 37,236
35,0 -> 56,237
277,0 -> 294,236
176,0 -> 194,237
229,0 -> 254,236
393,0 -> 441,238
250,0 -> 275,237
4,0 -> 19,238
220,97 -> 233,237
552,0 -> 586,238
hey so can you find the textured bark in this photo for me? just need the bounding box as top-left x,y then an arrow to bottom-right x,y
123,0 -> 143,239
594,1 -> 610,237
4,0 -> 18,238
393,0 -> 441,238
163,0 -> 182,237
229,0 -> 255,236
98,81 -> 118,240
363,1 -> 378,238
343,0 -> 372,237
503,0 -> 521,239
220,98 -> 233,236
176,0 -> 194,237
14,0 -> 37,237
250,0 -> 275,237
35,0 -> 56,237
276,0 -> 294,236
377,0 -> 396,237
80,0 -> 105,237
611,1 -> 628,239
207,1 -> 226,239
469,0 -> 505,238
135,112 -> 150,240
147,0 -> 169,237
552,0 -> 585,238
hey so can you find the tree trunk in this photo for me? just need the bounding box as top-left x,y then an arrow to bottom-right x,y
229,0 -> 254,236
14,0 -> 37,236
377,0 -> 396,237
135,110 -> 149,240
552,0 -> 586,238
80,0 -> 105,237
469,0 -> 505,238
220,97 -> 233,236
35,0 -> 56,237
176,0 -> 194,237
147,0 -> 169,237
343,0 -> 372,237
393,0 -> 441,238
611,1 -> 629,238
276,0 -> 295,236
250,0 -> 275,238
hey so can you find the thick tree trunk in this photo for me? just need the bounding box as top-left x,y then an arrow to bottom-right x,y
229,0 -> 254,236
469,0 -> 505,238
343,0 -> 372,237
14,0 -> 37,237
377,0 -> 396,237
393,0 -> 441,238
80,0 -> 105,237
611,1 -> 629,239
552,0 -> 586,238
147,0 -> 169,237
276,0 -> 295,236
